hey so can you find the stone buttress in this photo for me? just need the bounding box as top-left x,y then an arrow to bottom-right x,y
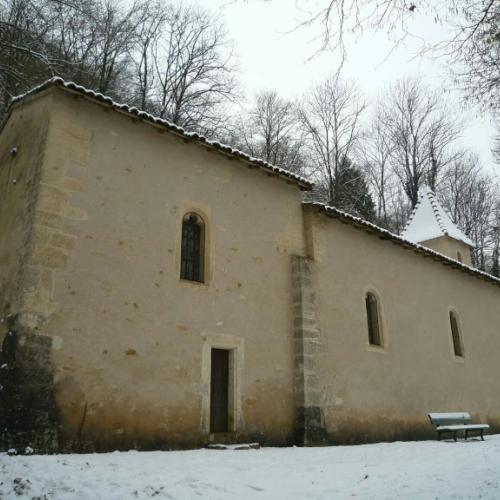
291,255 -> 327,445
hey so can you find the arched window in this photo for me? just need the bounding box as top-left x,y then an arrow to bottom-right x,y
457,251 -> 463,263
180,213 -> 205,282
365,292 -> 383,347
449,311 -> 464,357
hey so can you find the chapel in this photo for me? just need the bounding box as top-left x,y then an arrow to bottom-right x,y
0,78 -> 499,452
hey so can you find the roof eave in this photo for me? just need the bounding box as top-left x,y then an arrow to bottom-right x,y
405,232 -> 476,250
303,202 -> 500,289
8,77 -> 313,191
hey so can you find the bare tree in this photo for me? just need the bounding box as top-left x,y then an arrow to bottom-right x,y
362,107 -> 394,226
0,0 -> 146,110
0,0 -> 56,111
386,183 -> 413,234
87,0 -> 144,94
298,75 -> 366,207
288,1 -> 500,107
229,90 -> 306,174
0,0 -> 238,135
129,1 -> 167,110
291,0 -> 409,60
51,0 -> 145,95
377,78 -> 460,207
494,120 -> 500,165
439,153 -> 499,269
453,1 -> 500,109
439,152 -> 480,226
150,3 -> 237,135
490,202 -> 500,276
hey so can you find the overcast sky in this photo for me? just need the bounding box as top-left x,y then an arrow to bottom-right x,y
197,0 -> 497,174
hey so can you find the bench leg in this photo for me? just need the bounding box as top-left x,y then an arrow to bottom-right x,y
438,431 -> 441,441
454,430 -> 457,442
465,429 -> 468,440
481,430 -> 484,441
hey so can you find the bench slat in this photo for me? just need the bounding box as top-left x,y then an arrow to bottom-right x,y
437,424 -> 490,431
428,412 -> 471,420
428,412 -> 471,426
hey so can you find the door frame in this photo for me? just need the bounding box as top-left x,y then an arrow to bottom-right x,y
201,333 -> 244,436
210,348 -> 230,433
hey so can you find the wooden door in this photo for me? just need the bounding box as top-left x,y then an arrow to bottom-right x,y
210,348 -> 229,433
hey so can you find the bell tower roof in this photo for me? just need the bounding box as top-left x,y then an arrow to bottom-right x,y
401,186 -> 474,248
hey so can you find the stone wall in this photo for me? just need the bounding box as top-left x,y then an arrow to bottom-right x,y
0,94 -> 61,453
0,316 -> 59,453
291,255 -> 327,445
0,94 -> 52,334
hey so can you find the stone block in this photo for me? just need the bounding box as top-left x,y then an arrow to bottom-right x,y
294,406 -> 328,446
37,195 -> 64,215
62,204 -> 88,221
40,268 -> 54,291
34,210 -> 64,230
39,182 -> 69,203
21,291 -> 44,312
52,232 -> 76,251
39,164 -> 66,185
29,245 -> 68,269
63,177 -> 83,192
32,225 -> 55,246
19,266 -> 40,292
295,354 -> 316,372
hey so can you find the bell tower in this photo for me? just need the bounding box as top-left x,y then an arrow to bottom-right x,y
402,186 -> 474,265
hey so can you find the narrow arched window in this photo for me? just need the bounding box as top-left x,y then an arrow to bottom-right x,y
457,251 -> 463,263
449,311 -> 464,357
365,292 -> 383,347
180,213 -> 205,282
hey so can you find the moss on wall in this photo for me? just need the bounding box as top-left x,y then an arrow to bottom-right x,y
0,316 -> 59,453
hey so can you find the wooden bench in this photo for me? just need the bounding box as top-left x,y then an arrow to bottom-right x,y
428,412 -> 490,441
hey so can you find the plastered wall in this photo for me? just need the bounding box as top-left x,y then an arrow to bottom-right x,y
4,87 -> 500,451
419,235 -> 473,265
33,90 -> 306,449
306,207 -> 500,443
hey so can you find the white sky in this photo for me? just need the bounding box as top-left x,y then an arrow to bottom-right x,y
197,0 -> 498,174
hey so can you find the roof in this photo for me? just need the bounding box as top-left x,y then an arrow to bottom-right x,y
304,202 -> 500,288
402,186 -> 474,247
6,77 -> 312,191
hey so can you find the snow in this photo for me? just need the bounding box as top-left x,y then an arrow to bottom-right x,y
1,437 -> 500,499
437,424 -> 489,431
402,186 -> 475,247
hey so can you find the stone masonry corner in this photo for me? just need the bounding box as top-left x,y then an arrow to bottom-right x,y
0,315 -> 59,454
291,255 -> 328,446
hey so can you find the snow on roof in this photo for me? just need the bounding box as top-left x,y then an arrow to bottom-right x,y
402,186 -> 474,247
7,77 -> 312,190
304,201 -> 500,288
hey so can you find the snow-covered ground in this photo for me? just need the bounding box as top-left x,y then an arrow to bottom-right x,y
1,436 -> 499,499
